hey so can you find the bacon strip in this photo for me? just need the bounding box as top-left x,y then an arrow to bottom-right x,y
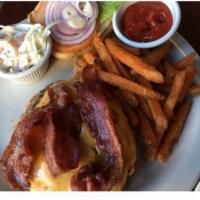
2,83 -> 82,190
74,82 -> 123,191
45,105 -> 81,176
44,84 -> 82,176
71,162 -> 112,191
2,106 -> 50,190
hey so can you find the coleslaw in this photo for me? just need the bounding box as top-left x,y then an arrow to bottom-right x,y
0,23 -> 51,73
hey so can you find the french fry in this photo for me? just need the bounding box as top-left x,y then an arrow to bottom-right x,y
136,75 -> 168,130
122,102 -> 139,129
175,52 -> 196,70
93,34 -> 138,108
145,88 -> 189,162
137,109 -> 156,146
137,96 -> 154,121
163,78 -> 174,86
147,99 -> 168,129
83,51 -> 97,65
144,124 -> 166,162
114,90 -> 139,129
113,58 -> 132,80
155,125 -> 166,141
114,58 -> 138,107
178,65 -> 197,101
153,72 -> 184,157
136,104 -> 157,161
144,42 -> 172,66
164,60 -> 177,79
97,70 -> 164,100
111,38 -> 141,56
93,34 -> 119,74
144,145 -> 158,162
164,70 -> 186,120
157,100 -> 192,162
163,60 -> 176,86
154,85 -> 171,95
105,39 -> 164,83
188,84 -> 200,96
145,115 -> 173,162
122,90 -> 138,108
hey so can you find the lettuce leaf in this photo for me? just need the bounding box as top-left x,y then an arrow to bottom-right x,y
98,1 -> 122,24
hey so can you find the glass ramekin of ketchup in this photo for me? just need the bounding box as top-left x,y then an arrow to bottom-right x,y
112,1 -> 181,48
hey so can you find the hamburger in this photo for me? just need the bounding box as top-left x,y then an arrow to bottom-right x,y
28,1 -> 122,60
2,65 -> 136,191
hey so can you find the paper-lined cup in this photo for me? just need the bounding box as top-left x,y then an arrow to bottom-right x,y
0,24 -> 52,84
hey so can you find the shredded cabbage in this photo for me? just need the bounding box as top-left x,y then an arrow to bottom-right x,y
0,23 -> 51,73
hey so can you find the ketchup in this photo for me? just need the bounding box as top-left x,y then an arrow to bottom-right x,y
121,2 -> 173,42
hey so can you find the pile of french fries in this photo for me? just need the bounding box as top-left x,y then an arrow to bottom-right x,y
76,32 -> 200,162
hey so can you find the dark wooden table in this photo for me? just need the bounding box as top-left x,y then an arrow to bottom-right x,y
0,2 -> 200,54
178,2 -> 200,55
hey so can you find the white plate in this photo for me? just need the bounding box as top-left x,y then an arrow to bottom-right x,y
0,33 -> 200,191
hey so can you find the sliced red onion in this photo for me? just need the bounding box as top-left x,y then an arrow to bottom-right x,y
71,1 -> 98,18
46,2 -> 83,35
76,1 -> 93,17
45,1 -> 98,45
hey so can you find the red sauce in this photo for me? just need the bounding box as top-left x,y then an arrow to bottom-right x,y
121,2 -> 173,42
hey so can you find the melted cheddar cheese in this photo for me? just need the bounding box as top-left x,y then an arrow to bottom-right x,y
30,125 -> 97,191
